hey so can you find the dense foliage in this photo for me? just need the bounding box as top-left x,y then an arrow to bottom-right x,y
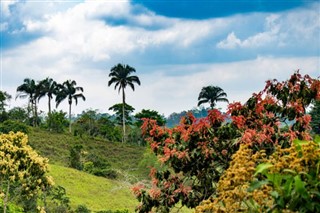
0,132 -> 54,212
197,85 -> 228,109
133,71 -> 320,212
196,139 -> 320,212
310,100 -> 320,134
135,109 -> 166,127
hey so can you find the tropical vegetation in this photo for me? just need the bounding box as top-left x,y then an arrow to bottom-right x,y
0,70 -> 319,213
133,71 -> 320,212
56,80 -> 86,133
197,85 -> 229,109
108,64 -> 141,143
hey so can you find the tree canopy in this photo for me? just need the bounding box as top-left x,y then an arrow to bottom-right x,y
197,85 -> 228,109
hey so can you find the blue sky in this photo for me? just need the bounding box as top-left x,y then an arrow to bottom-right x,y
1,0 -> 319,117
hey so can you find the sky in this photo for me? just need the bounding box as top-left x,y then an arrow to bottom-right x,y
1,0 -> 319,117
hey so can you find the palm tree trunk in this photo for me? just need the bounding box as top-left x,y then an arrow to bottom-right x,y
34,100 -> 38,126
69,103 -> 72,133
31,98 -> 37,127
122,87 -> 126,143
48,96 -> 52,115
48,96 -> 52,131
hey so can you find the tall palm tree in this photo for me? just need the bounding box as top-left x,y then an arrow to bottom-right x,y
16,78 -> 40,126
38,77 -> 58,116
56,80 -> 85,133
197,86 -> 229,109
108,63 -> 141,143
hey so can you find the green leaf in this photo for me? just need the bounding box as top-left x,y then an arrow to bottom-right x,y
247,180 -> 269,192
254,163 -> 273,176
270,190 -> 279,199
283,177 -> 294,198
294,175 -> 309,199
282,169 -> 296,175
314,135 -> 320,144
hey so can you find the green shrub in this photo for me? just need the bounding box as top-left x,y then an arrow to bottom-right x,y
96,209 -> 129,213
70,144 -> 84,170
0,201 -> 24,213
46,110 -> 69,133
91,168 -> 118,179
83,154 -> 118,179
0,120 -> 30,133
83,161 -> 95,173
75,204 -> 91,213
247,140 -> 320,213
44,185 -> 71,213
7,107 -> 28,123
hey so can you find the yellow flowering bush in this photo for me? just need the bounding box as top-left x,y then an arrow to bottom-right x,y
0,132 -> 54,212
195,139 -> 320,212
195,144 -> 271,212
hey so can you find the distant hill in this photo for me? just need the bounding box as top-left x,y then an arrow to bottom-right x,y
165,107 -> 209,128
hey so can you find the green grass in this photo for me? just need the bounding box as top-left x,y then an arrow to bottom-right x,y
49,164 -> 138,212
28,128 -> 148,179
26,128 -> 149,211
27,128 -> 193,212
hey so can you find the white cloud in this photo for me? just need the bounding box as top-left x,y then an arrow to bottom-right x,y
217,4 -> 319,49
0,0 -> 18,17
217,14 -> 280,49
2,1 -> 319,118
127,56 -> 319,116
216,32 -> 241,49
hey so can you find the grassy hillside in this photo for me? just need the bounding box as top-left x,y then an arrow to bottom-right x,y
27,128 -> 194,212
28,128 -> 149,179
25,128 -> 150,211
49,164 -> 137,211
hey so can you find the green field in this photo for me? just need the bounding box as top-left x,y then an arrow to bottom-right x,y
49,164 -> 138,211
24,128 -> 196,212
26,128 -> 148,211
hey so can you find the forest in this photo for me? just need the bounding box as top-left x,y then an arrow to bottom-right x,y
0,68 -> 319,213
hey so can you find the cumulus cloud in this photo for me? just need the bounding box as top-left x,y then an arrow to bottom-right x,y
217,3 -> 319,50
2,1 -> 319,117
1,0 -> 18,17
217,14 -> 280,49
130,56 -> 319,116
216,32 -> 241,49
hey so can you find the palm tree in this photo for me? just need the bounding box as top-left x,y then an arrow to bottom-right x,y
16,78 -> 40,126
197,85 -> 229,109
38,77 -> 58,116
56,80 -> 85,133
108,63 -> 141,143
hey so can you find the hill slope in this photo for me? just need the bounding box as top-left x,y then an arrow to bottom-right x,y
28,128 -> 148,179
49,164 -> 137,211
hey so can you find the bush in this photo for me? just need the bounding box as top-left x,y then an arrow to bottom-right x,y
133,71 -> 320,212
43,185 -> 71,213
83,154 -> 117,179
75,204 -> 91,213
46,110 -> 69,133
70,144 -> 84,170
0,120 -> 30,134
91,168 -> 118,179
195,140 -> 320,212
96,210 -> 129,213
7,107 -> 29,123
0,201 -> 24,213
